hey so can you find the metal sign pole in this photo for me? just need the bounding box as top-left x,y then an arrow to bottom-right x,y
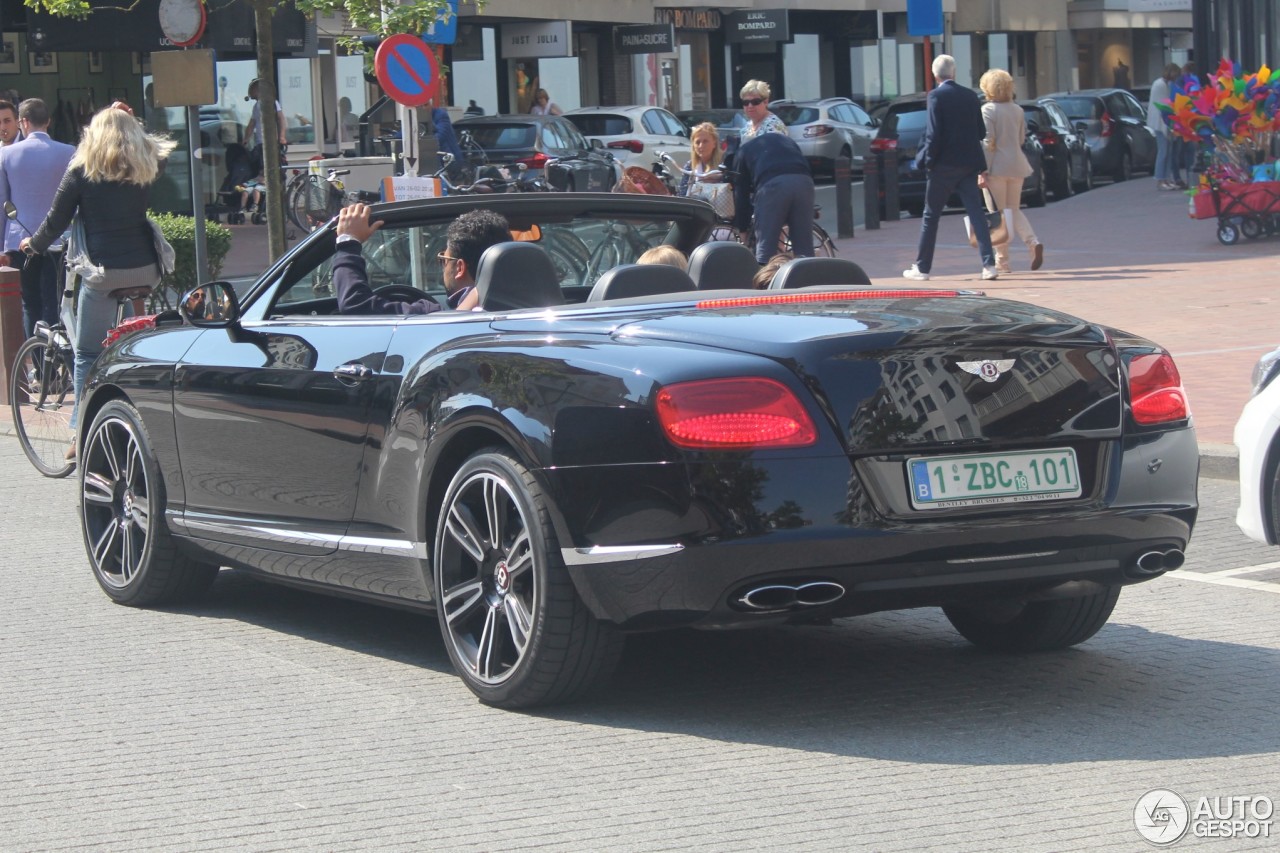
186,103 -> 208,285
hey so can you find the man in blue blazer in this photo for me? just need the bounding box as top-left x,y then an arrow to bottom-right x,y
0,99 -> 75,336
903,55 -> 998,282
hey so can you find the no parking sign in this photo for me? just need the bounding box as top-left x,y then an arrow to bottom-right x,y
375,33 -> 440,107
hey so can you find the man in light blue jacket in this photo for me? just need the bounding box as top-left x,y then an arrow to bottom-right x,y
0,99 -> 75,336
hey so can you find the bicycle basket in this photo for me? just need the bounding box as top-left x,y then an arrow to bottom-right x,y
621,166 -> 671,196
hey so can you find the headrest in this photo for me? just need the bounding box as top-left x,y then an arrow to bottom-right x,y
686,241 -> 759,290
476,242 -> 565,311
769,257 -> 873,290
587,263 -> 697,302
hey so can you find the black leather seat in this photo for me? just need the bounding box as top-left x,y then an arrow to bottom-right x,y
586,264 -> 697,302
687,241 -> 759,290
476,242 -> 565,311
769,257 -> 873,290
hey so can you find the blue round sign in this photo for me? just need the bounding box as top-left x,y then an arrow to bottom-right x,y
375,34 -> 440,107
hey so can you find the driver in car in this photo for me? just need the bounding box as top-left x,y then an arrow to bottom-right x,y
334,203 -> 512,313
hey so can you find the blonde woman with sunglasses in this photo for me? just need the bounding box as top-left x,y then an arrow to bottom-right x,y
739,80 -> 787,142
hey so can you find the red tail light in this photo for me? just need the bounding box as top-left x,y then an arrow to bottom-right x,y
103,315 -> 158,347
804,124 -> 835,138
656,377 -> 818,449
1127,352 -> 1189,424
607,140 -> 646,154
1100,111 -> 1115,138
870,138 -> 898,151
1040,130 -> 1059,147
516,152 -> 551,168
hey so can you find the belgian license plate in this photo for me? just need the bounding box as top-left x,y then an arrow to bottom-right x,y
907,448 -> 1082,510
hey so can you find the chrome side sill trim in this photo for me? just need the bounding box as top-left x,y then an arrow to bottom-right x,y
561,544 -> 685,566
947,551 -> 1059,564
174,517 -> 428,558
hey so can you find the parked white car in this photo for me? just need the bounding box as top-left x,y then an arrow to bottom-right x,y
1235,345 -> 1280,544
563,106 -> 689,172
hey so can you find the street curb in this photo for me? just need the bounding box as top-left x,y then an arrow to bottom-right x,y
1199,442 -> 1239,482
0,427 -> 1239,481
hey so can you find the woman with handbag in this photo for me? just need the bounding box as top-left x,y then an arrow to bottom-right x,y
679,123 -> 734,221
21,104 -> 176,459
978,68 -> 1043,274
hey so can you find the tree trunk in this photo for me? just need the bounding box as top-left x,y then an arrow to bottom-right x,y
253,0 -> 286,261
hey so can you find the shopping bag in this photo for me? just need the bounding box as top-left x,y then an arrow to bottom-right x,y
964,188 -> 1010,248
688,180 -> 735,220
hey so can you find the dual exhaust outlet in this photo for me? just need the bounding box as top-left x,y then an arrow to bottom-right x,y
736,580 -> 846,612
1131,548 -> 1186,576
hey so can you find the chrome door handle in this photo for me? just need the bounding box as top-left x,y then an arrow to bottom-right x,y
333,362 -> 373,383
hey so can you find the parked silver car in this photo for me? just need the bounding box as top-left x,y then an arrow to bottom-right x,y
770,97 -> 879,176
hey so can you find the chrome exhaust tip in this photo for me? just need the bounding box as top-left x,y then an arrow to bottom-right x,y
1162,548 -> 1185,570
1135,551 -> 1167,574
736,581 -> 846,611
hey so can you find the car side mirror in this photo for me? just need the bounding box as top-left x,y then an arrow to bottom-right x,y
180,281 -> 241,328
589,138 -> 604,150
1073,121 -> 1088,133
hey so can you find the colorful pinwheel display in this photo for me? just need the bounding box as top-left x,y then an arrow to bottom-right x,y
1161,58 -> 1280,185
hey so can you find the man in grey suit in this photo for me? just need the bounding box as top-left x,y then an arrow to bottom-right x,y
903,55 -> 998,282
0,99 -> 75,337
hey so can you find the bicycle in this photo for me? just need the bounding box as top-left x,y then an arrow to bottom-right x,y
286,166 -> 381,233
654,151 -> 837,258
9,261 -> 153,478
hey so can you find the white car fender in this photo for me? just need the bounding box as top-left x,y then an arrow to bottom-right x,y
1235,373 -> 1280,544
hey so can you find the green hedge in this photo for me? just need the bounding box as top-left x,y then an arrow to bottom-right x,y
149,212 -> 232,295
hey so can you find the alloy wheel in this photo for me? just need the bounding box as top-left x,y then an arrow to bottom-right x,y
438,471 -> 538,685
81,415 -> 151,589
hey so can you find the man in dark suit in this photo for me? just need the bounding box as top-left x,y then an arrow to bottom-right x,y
0,99 -> 75,336
903,55 -> 998,282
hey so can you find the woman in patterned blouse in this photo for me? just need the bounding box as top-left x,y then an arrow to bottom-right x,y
739,80 -> 787,142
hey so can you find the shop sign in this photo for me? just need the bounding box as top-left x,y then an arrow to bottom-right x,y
500,21 -> 572,59
1129,0 -> 1191,10
654,8 -> 721,31
614,24 -> 675,55
725,9 -> 789,44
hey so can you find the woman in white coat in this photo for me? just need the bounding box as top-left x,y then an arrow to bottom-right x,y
978,68 -> 1043,273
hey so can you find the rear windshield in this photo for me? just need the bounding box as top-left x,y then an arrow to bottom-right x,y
564,115 -> 632,136
460,124 -> 537,149
772,106 -> 819,125
886,107 -> 928,132
1054,97 -> 1102,121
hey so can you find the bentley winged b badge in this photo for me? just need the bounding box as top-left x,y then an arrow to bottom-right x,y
956,359 -> 1017,383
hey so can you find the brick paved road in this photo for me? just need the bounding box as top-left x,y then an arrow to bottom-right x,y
1,436 -> 1277,851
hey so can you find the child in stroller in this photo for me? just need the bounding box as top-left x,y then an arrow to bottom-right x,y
209,142 -> 266,225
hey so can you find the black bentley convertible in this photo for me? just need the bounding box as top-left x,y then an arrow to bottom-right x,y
77,193 -> 1198,708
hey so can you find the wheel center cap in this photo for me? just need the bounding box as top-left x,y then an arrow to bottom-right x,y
121,491 -> 134,519
494,560 -> 510,593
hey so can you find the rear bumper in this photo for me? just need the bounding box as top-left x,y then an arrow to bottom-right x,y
551,428 -> 1200,629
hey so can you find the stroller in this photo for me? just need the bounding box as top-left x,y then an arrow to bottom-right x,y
206,143 -> 267,225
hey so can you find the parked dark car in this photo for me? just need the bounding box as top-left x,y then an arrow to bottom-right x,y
1040,88 -> 1157,182
1021,98 -> 1093,198
871,93 -> 1047,217
453,114 -> 620,192
75,192 -> 1198,709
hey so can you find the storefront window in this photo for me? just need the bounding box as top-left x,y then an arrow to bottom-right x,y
278,57 -> 315,147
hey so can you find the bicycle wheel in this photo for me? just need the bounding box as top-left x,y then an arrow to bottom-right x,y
778,223 -> 838,258
10,335 -> 77,478
285,173 -> 311,232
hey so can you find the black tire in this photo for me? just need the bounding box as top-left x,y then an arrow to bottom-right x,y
11,336 -> 77,478
1115,150 -> 1132,182
1054,160 -> 1074,199
1241,216 -> 1265,240
1218,222 -> 1241,245
434,448 -> 623,708
943,585 -> 1121,652
80,400 -> 219,606
1077,155 -> 1094,192
1029,166 -> 1048,207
